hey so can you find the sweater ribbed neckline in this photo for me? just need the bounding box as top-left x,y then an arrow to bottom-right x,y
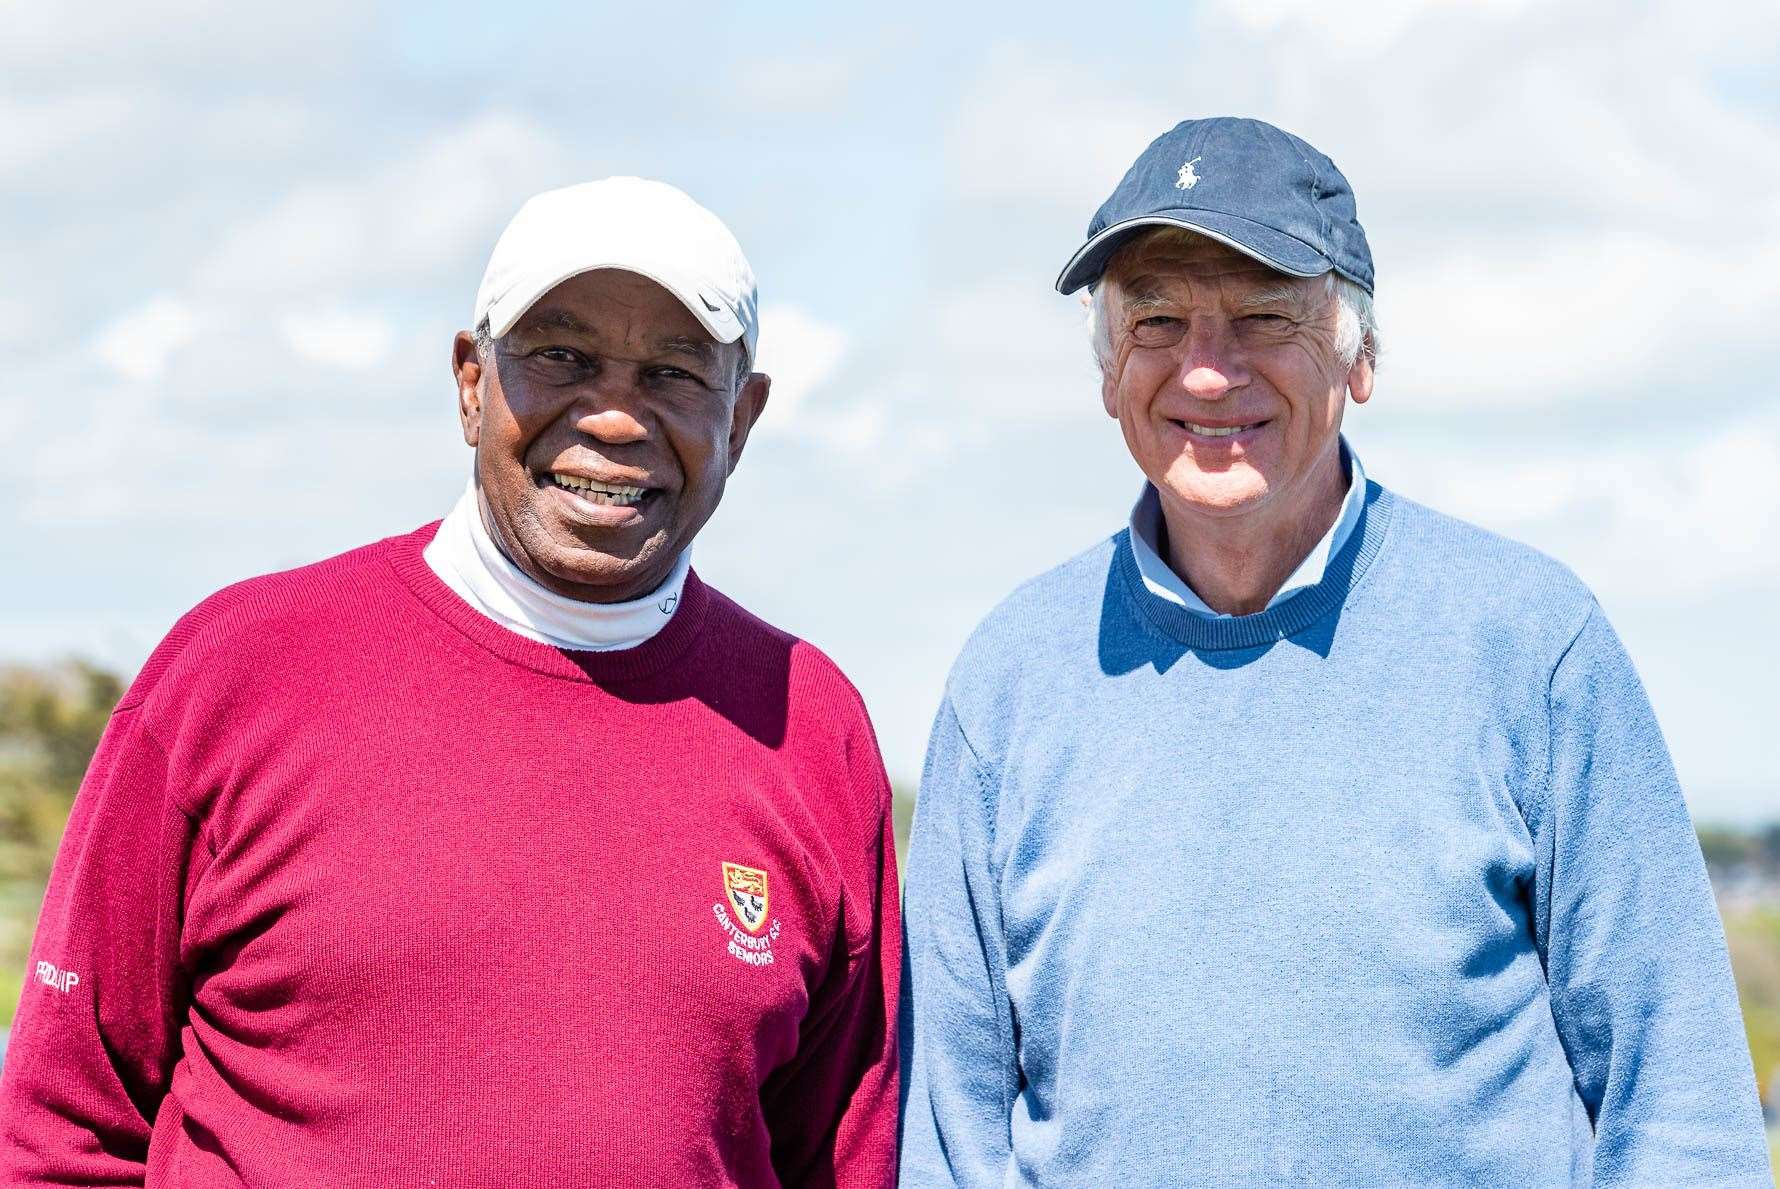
1111,483 -> 1396,651
385,521 -> 710,685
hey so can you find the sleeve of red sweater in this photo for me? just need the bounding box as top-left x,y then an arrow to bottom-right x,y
0,699 -> 206,1186
763,723 -> 902,1189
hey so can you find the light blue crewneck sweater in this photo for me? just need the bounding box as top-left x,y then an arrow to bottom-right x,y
899,483 -> 1769,1187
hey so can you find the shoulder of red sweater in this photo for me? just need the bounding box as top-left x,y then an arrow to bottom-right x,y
118,526 -> 426,712
699,581 -> 874,728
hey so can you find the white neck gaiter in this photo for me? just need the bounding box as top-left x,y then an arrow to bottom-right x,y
422,481 -> 689,652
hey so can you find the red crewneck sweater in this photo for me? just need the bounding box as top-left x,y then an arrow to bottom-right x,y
0,524 -> 900,1187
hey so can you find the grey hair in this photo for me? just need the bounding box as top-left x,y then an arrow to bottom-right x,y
1085,258 -> 1380,375
470,317 -> 753,388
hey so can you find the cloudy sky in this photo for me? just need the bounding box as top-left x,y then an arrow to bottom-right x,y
4,0 -> 1776,822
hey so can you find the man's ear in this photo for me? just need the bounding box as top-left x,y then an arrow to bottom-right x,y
1346,349 -> 1375,406
726,372 -> 772,475
1093,284 -> 1120,418
452,331 -> 484,447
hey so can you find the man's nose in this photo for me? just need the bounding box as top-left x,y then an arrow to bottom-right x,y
1177,322 -> 1248,400
570,378 -> 649,445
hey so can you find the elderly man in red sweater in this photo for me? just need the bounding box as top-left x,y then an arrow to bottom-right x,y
0,178 -> 900,1187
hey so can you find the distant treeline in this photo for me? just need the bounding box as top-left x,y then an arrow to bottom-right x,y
0,662 -> 120,886
0,661 -> 123,1017
1701,824 -> 1780,881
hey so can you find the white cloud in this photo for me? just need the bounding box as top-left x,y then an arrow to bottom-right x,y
1368,411 -> 1780,599
924,277 -> 1100,423
781,402 -> 951,486
1382,229 -> 1780,407
196,112 -> 566,300
0,291 -> 43,353
92,295 -> 204,382
944,44 -> 1171,210
18,382 -> 458,529
279,308 -> 397,372
747,302 -> 954,485
753,301 -> 849,421
0,83 -> 334,204
1219,0 -> 1539,51
0,92 -> 142,180
733,55 -> 857,113
0,0 -> 368,82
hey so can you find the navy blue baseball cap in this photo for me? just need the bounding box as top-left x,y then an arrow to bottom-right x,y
1055,117 -> 1374,296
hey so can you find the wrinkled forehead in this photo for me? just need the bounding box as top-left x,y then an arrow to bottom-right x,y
1104,228 -> 1322,304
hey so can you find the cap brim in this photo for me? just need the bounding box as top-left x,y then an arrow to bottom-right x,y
488,262 -> 744,346
1054,210 -> 1333,294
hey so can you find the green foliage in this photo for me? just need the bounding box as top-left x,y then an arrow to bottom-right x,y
1702,825 -> 1758,871
1704,824 -> 1780,878
1725,909 -> 1780,1103
0,661 -> 126,1026
891,783 -> 915,869
1724,909 -> 1780,1184
0,662 -> 122,881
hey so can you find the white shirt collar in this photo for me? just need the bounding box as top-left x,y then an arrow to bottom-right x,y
423,480 -> 689,651
1128,439 -> 1367,618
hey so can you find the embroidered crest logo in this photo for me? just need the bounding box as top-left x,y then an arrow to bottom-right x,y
722,861 -> 770,934
1175,156 -> 1202,190
714,861 -> 781,967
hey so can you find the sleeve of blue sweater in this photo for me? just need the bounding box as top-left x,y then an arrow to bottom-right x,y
1535,602 -> 1770,1185
899,696 -> 1016,1188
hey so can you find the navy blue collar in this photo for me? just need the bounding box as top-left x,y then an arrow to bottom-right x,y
1112,483 -> 1396,652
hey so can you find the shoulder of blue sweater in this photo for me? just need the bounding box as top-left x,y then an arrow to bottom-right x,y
943,534 -> 1122,719
1379,488 -> 1600,651
941,494 -> 1607,740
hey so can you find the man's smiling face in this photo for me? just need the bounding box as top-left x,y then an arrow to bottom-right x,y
1099,231 -> 1371,525
453,268 -> 769,603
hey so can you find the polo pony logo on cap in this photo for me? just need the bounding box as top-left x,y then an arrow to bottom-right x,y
1175,157 -> 1202,191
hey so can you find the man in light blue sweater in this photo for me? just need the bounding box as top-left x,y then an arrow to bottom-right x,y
899,117 -> 1771,1186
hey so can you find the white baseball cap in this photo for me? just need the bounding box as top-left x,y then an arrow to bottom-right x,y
473,176 -> 759,358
